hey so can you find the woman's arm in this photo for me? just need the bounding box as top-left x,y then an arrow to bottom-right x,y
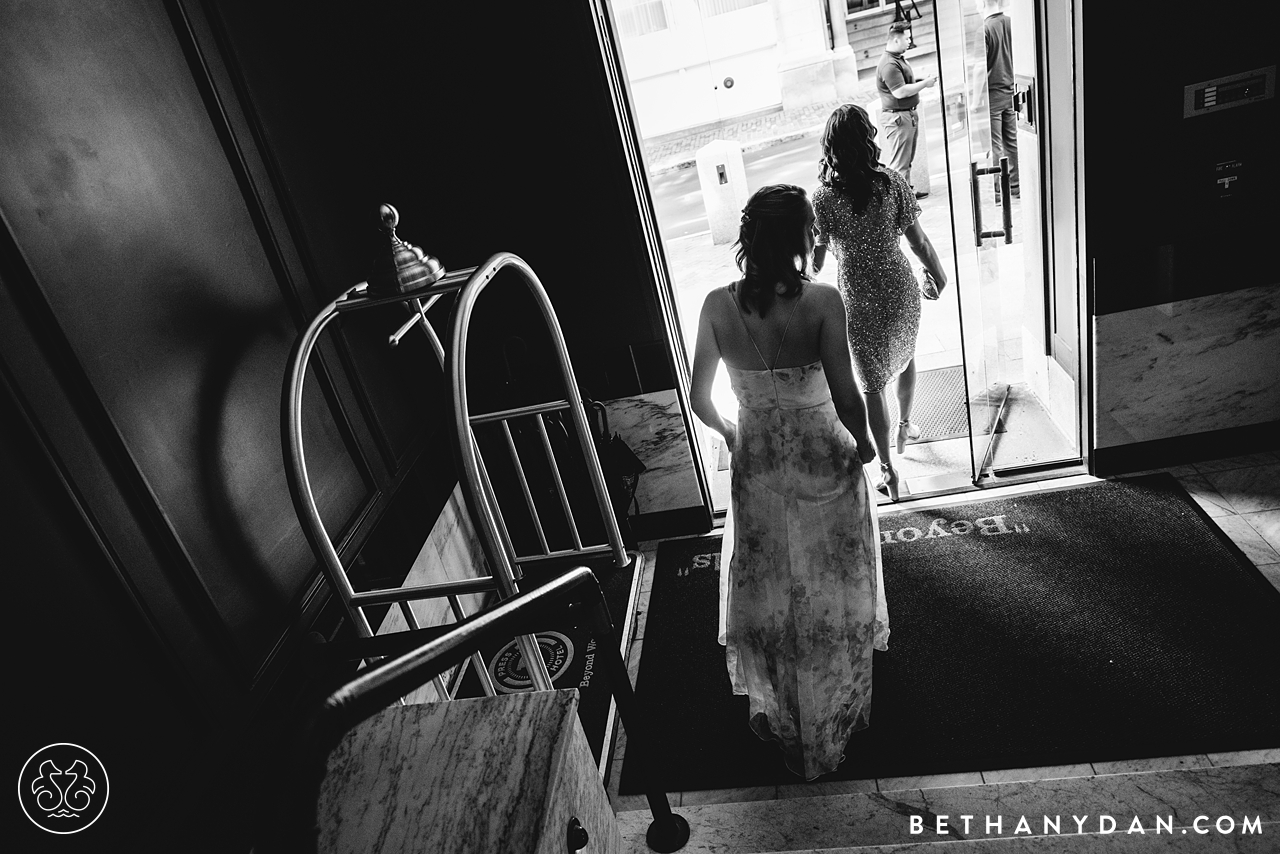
904,221 -> 947,287
690,291 -> 737,446
812,243 -> 828,274
815,286 -> 876,464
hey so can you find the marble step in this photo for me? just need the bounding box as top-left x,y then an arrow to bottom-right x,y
761,828 -> 1279,852
616,763 -> 1280,853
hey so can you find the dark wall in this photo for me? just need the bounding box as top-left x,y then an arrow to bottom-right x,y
0,0 -> 375,678
2,377 -> 214,850
207,0 -> 676,401
0,1 -> 474,847
1086,3 -> 1278,314
1,0 -> 685,847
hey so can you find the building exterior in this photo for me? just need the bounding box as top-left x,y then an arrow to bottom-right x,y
616,0 -> 940,138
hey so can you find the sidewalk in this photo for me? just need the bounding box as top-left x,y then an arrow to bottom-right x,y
642,96 -> 858,176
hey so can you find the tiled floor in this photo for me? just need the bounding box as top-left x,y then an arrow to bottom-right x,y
1145,454 -> 1280,586
605,450 -> 1280,814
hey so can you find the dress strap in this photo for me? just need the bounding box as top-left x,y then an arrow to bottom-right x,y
773,295 -> 800,368
729,282 -> 802,371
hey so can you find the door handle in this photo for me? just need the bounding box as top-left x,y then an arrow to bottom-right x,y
969,157 -> 1014,246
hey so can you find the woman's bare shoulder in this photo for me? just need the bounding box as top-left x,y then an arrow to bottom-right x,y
804,280 -> 846,316
701,283 -> 737,314
804,279 -> 841,301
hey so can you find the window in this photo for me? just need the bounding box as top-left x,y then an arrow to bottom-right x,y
697,0 -> 767,17
847,1 -> 898,14
848,0 -> 925,17
614,0 -> 668,37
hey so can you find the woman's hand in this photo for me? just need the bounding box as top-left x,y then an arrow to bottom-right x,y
856,437 -> 877,465
721,420 -> 738,449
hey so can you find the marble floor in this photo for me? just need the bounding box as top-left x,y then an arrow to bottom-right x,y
604,449 -> 1280,850
613,762 -> 1280,852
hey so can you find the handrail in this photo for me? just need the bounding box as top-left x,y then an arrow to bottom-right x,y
276,566 -> 690,853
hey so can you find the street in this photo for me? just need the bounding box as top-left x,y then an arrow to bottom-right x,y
647,101 -> 950,242
648,136 -> 823,241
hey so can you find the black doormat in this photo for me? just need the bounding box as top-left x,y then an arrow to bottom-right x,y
619,475 -> 1280,794
454,551 -> 638,765
886,365 -> 1005,444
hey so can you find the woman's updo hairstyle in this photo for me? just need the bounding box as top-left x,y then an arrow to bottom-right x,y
733,184 -> 810,318
818,103 -> 890,212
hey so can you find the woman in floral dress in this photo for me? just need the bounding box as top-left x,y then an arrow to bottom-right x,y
690,184 -> 888,780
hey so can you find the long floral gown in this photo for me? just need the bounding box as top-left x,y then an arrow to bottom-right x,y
718,347 -> 890,780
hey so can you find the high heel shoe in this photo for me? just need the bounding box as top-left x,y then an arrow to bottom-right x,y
875,462 -> 901,502
895,420 -> 921,455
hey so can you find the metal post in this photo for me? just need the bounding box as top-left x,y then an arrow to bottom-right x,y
587,602 -> 689,853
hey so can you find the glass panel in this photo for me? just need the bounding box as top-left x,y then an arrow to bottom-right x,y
934,0 -> 1002,483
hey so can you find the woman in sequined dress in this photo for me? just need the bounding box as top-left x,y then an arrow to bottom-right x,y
690,184 -> 887,780
812,104 -> 948,501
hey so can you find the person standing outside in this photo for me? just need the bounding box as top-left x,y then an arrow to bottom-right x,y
875,21 -> 936,199
979,0 -> 1019,199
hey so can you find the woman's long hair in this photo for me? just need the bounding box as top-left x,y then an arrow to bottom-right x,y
733,184 -> 809,318
818,104 -> 890,212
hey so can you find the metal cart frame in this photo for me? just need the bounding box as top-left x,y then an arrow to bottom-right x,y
283,251 -> 629,697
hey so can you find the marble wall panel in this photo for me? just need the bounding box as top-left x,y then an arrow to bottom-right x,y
1046,357 -> 1078,449
603,390 -> 704,516
1024,329 -> 1050,416
1095,284 -> 1280,448
377,485 -> 491,703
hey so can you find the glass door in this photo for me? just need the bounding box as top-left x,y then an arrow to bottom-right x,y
935,0 -> 1083,485
935,0 -> 1003,483
591,0 -> 1085,504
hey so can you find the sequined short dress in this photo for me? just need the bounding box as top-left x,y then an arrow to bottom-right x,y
812,169 -> 922,393
716,287 -> 890,780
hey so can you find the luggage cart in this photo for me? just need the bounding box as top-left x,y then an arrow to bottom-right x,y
282,204 -> 629,697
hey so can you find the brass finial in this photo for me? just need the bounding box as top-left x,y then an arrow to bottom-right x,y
367,203 -> 445,295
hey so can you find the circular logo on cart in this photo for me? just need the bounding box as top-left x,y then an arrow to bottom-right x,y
723,76 -> 735,89
18,743 -> 110,835
488,632 -> 575,693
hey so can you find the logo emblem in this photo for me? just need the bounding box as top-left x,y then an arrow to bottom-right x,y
488,632 -> 575,693
18,743 -> 109,834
